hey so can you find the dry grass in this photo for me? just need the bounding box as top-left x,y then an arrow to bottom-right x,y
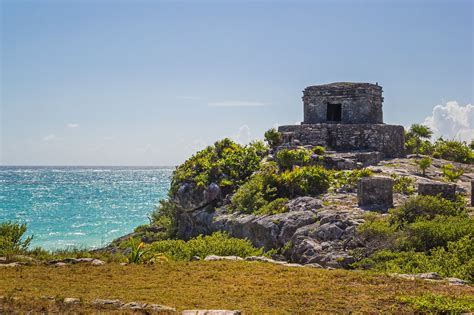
1,261 -> 473,313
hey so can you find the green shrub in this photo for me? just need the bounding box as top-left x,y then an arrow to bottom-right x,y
312,146 -> 325,155
0,222 -> 33,259
391,174 -> 415,195
330,168 -> 373,192
389,195 -> 466,226
354,235 -> 474,282
442,163 -> 464,182
357,213 -> 398,252
149,199 -> 179,239
275,148 -> 312,170
264,128 -> 283,148
231,163 -> 330,214
231,162 -> 280,214
255,198 -> 289,215
399,216 -> 474,251
398,294 -> 474,313
415,157 -> 432,176
405,124 -> 433,155
279,165 -> 331,198
147,232 -> 264,261
170,138 -> 266,194
433,138 -> 474,164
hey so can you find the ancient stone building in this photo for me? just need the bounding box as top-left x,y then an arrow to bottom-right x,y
278,82 -> 405,158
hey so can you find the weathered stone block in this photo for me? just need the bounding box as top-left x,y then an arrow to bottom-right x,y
418,182 -> 456,201
357,177 -> 394,209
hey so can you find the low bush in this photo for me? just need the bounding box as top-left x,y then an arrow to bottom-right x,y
231,163 -> 330,214
330,168 -> 373,192
391,174 -> 415,195
399,216 -> 474,251
312,146 -> 325,155
398,294 -> 474,314
264,128 -> 283,148
415,157 -> 432,176
279,165 -> 331,197
442,163 -> 464,182
389,195 -> 466,226
432,138 -> 474,164
0,222 -> 33,259
147,232 -> 265,261
149,199 -> 179,239
275,148 -> 312,170
354,235 -> 474,282
170,138 -> 267,194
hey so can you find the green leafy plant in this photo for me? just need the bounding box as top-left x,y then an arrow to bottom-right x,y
442,163 -> 464,182
415,157 -> 432,176
391,174 -> 415,195
264,128 -> 283,148
148,232 -> 265,261
128,237 -> 150,264
433,138 -> 473,164
275,148 -> 312,170
390,195 -> 466,226
0,222 -> 33,260
398,293 -> 474,313
312,146 -> 325,155
330,168 -> 373,192
405,124 -> 433,155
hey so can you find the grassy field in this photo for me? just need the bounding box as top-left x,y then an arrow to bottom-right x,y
1,261 -> 473,313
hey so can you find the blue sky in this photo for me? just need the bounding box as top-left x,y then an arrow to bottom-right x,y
1,0 -> 473,165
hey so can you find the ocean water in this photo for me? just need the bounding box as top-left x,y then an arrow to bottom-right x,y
0,166 -> 173,250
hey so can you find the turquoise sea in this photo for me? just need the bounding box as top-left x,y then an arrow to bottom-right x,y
0,166 -> 173,250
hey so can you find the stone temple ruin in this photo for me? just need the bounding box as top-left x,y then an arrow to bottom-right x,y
278,82 -> 405,158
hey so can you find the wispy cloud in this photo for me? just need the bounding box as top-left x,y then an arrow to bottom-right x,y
67,123 -> 80,128
42,134 -> 57,142
208,100 -> 270,107
423,101 -> 473,142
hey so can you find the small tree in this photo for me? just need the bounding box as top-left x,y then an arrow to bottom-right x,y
409,124 -> 433,156
0,222 -> 33,260
470,139 -> 474,150
264,128 -> 283,149
416,157 -> 432,176
442,163 -> 464,182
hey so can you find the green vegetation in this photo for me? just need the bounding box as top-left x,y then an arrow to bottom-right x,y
264,128 -> 283,148
329,168 -> 373,192
231,162 -> 331,214
391,174 -> 415,195
355,195 -> 473,282
0,222 -> 33,260
433,138 -> 474,164
275,147 -> 313,170
171,138 -> 267,194
147,232 -> 264,261
405,124 -> 474,164
127,237 -> 150,264
442,163 -> 464,182
405,124 -> 433,155
398,293 -> 474,314
415,156 -> 432,176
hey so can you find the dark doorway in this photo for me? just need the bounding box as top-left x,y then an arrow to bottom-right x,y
326,103 -> 342,121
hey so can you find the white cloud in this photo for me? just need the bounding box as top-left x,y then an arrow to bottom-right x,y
208,100 -> 269,107
42,134 -> 57,142
233,125 -> 252,145
67,123 -> 79,128
423,101 -> 474,142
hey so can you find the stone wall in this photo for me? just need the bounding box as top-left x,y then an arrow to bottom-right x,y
418,182 -> 457,201
278,123 -> 405,158
303,83 -> 383,124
